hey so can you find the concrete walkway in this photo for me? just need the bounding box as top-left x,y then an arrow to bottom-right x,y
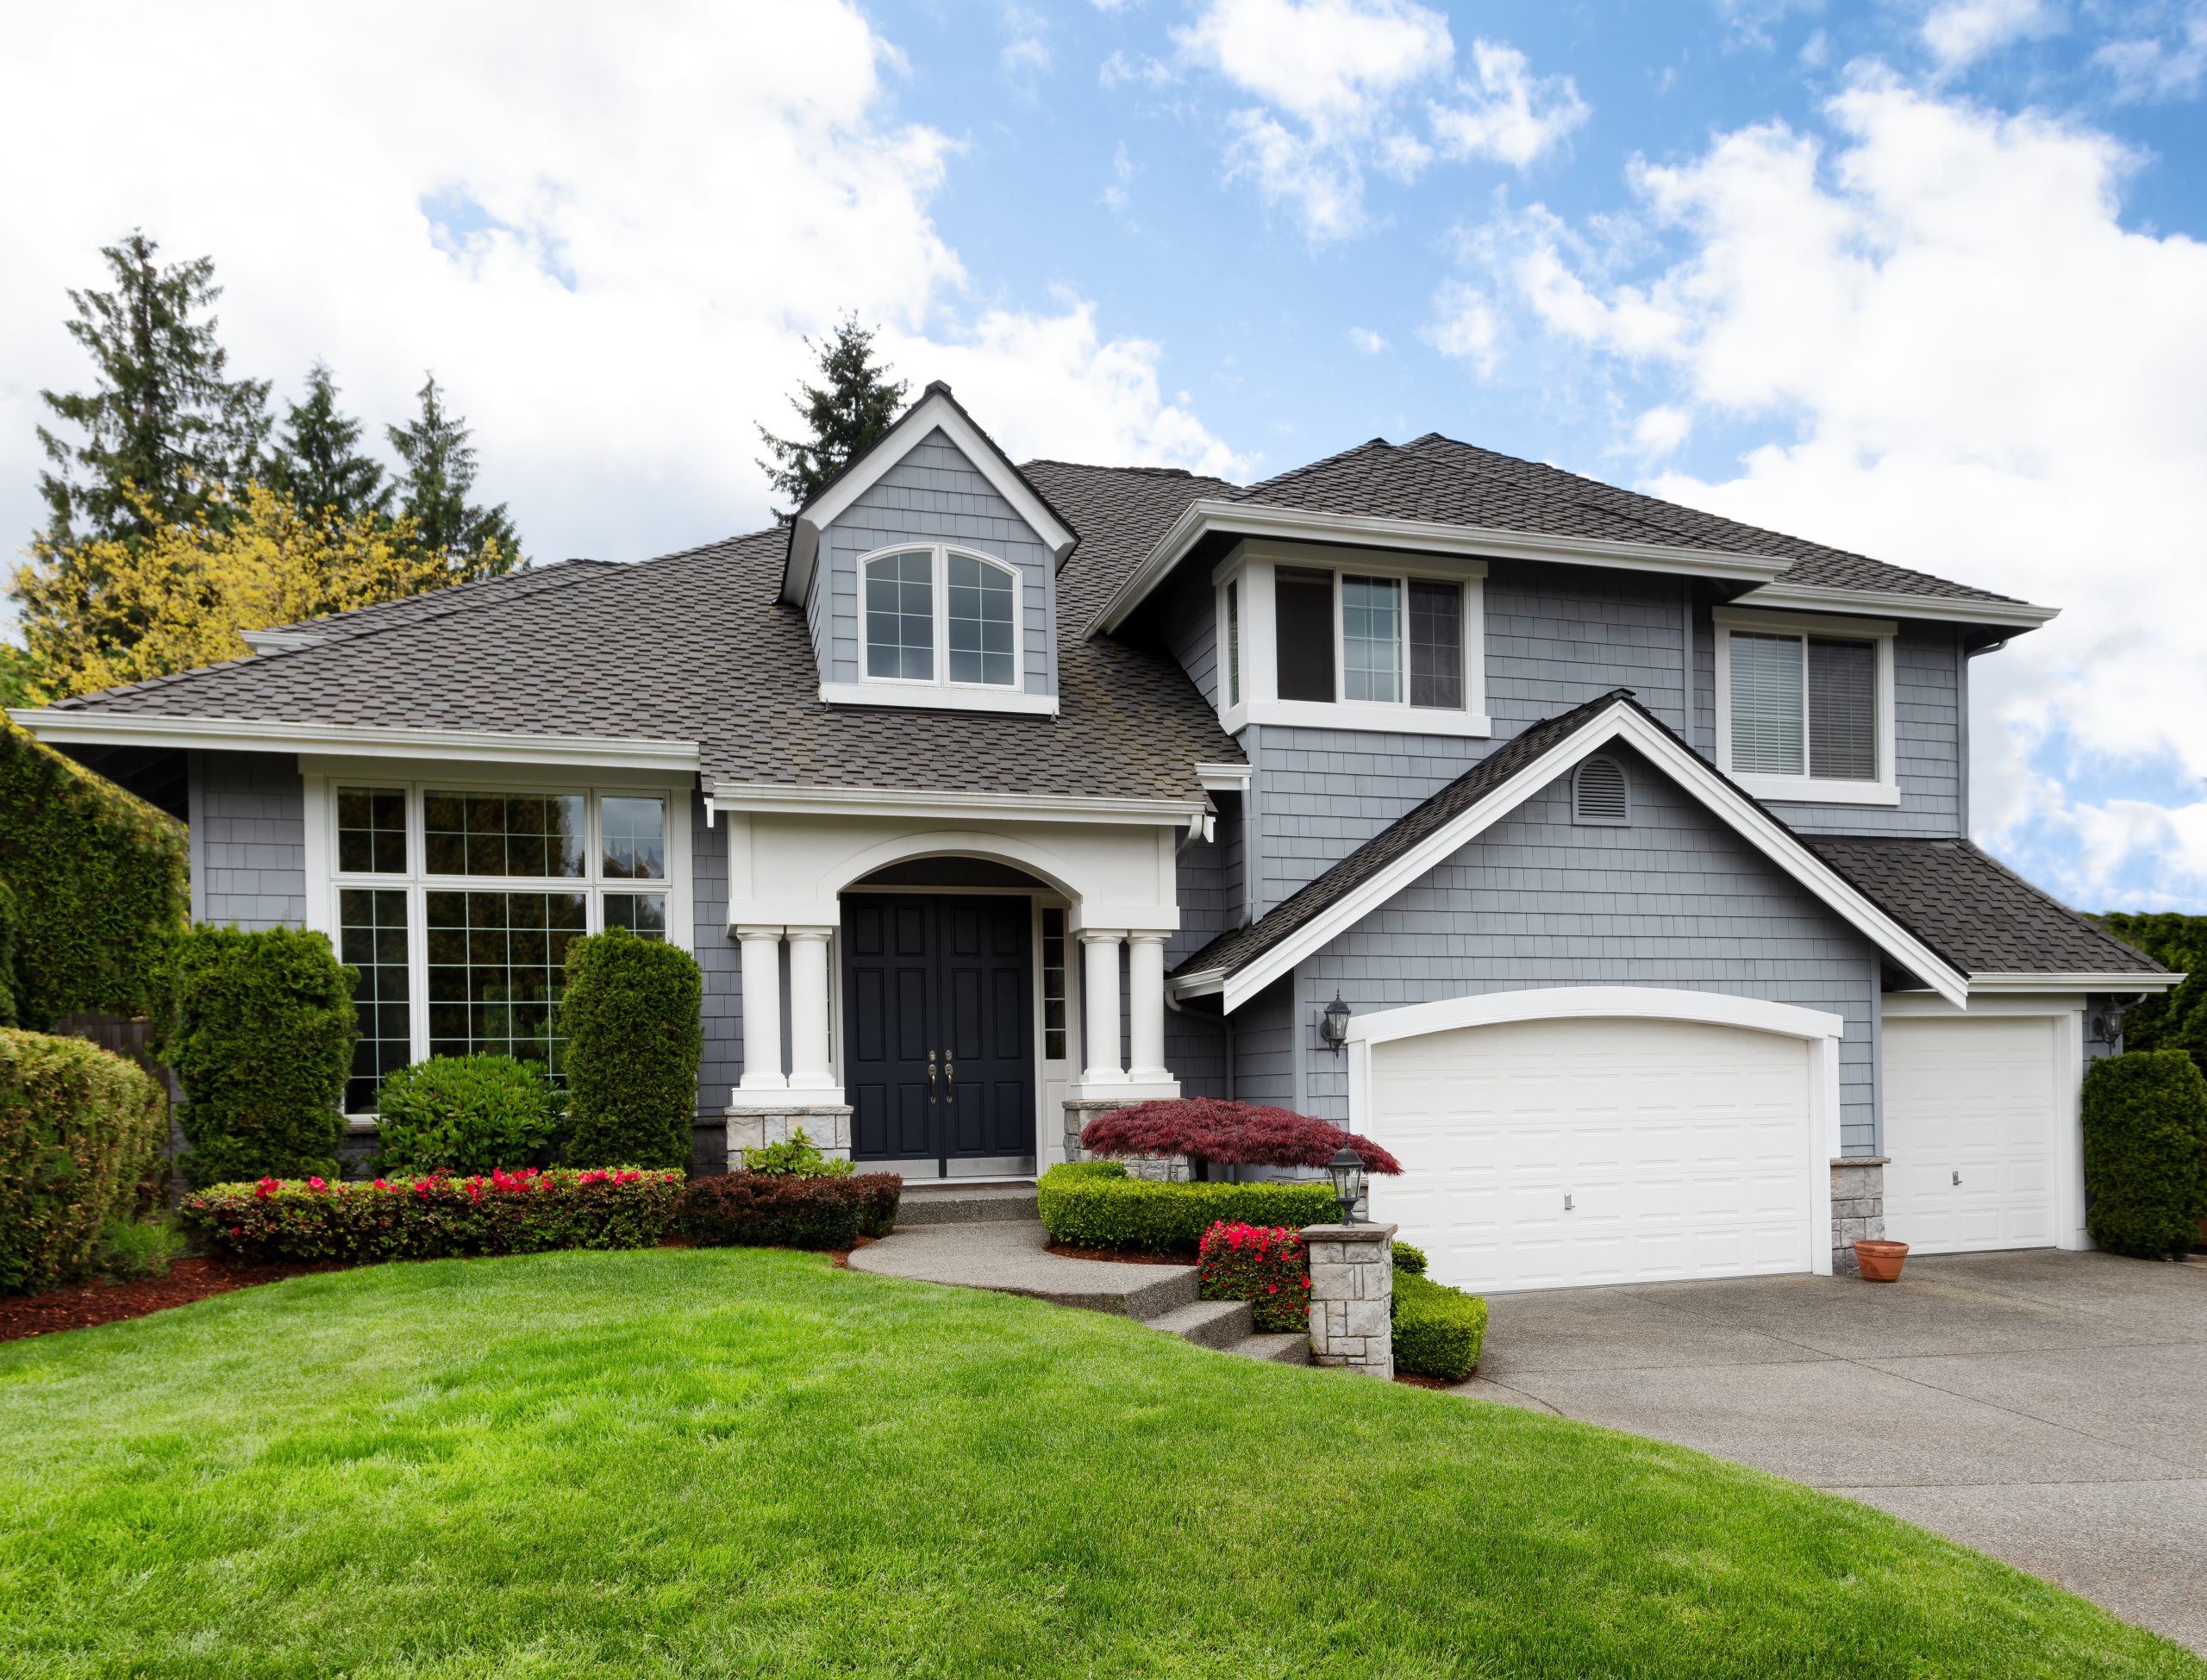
1453,1249 -> 2207,1654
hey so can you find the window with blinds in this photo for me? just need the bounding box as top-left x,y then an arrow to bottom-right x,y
1729,632 -> 1805,775
1728,628 -> 1879,783
1808,638 -> 1877,779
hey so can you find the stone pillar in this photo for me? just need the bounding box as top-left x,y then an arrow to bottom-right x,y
1831,1157 -> 1888,1274
1079,929 -> 1126,1087
735,926 -> 786,1096
785,926 -> 835,1094
1305,1221 -> 1396,1379
1125,931 -> 1171,1086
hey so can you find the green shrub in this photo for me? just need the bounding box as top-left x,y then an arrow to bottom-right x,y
1393,1271 -> 1488,1382
185,1167 -> 684,1263
741,1127 -> 853,1178
93,1215 -> 187,1280
372,1055 -> 559,1176
1391,1240 -> 1429,1276
2100,913 -> 2207,1081
0,877 -> 19,1028
0,722 -> 189,1031
1037,1163 -> 1339,1253
1198,1221 -> 1311,1331
2081,1049 -> 2207,1259
562,930 -> 701,1170
0,1027 -> 168,1293
159,924 -> 357,1188
673,1172 -> 903,1251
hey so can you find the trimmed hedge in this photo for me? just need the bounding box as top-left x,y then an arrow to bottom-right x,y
563,930 -> 702,1171
1393,1270 -> 1488,1383
0,721 -> 189,1031
372,1055 -> 559,1176
2100,913 -> 2207,1080
185,1167 -> 684,1263
1198,1221 -> 1311,1332
2081,1049 -> 2207,1259
1391,1240 -> 1429,1276
0,1028 -> 169,1293
673,1172 -> 903,1251
1037,1161 -> 1340,1253
161,925 -> 357,1188
0,877 -> 18,1027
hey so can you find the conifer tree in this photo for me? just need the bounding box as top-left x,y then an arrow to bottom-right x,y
755,315 -> 909,519
266,362 -> 390,518
387,375 -> 523,575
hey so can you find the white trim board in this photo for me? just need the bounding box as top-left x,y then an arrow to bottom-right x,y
1739,582 -> 2059,632
817,683 -> 1059,716
709,782 -> 1209,838
9,708 -> 702,771
1169,696 -> 1972,1012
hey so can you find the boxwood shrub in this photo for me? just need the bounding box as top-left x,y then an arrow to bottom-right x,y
185,1166 -> 684,1263
160,925 -> 357,1188
1391,1240 -> 1429,1275
562,930 -> 702,1171
673,1172 -> 903,1251
0,1027 -> 168,1293
1393,1270 -> 1488,1383
1037,1161 -> 1339,1253
2082,1048 -> 2207,1259
372,1054 -> 560,1176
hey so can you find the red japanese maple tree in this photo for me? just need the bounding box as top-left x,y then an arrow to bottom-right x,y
1077,1097 -> 1402,1174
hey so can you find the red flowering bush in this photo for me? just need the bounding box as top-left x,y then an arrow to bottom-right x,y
1198,1220 -> 1312,1332
673,1172 -> 902,1252
1078,1099 -> 1401,1175
183,1166 -> 684,1264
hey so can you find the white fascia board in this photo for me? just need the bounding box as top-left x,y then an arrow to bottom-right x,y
708,781 -> 1205,828
1195,761 -> 1253,793
1967,971 -> 2185,995
780,390 -> 1078,606
1208,701 -> 1970,1013
1345,985 -> 1847,1047
817,681 -> 1059,716
9,708 -> 702,771
1091,501 -> 1797,635
1738,582 -> 2060,630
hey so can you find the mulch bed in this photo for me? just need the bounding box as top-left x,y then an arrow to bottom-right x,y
1044,1240 -> 1191,1266
0,1257 -> 355,1344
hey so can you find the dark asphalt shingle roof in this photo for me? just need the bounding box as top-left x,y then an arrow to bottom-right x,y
254,560 -> 620,643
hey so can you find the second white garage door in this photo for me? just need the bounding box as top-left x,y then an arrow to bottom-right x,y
1883,1014 -> 2066,1254
1366,1015 -> 1816,1295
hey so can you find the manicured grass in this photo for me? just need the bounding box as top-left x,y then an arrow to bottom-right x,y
1,1250 -> 2198,1678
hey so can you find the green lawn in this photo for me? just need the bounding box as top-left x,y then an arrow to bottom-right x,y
2,1251 -> 2198,1679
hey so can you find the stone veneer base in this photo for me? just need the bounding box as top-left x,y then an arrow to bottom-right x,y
1831,1156 -> 1888,1275
1304,1221 -> 1397,1379
725,1105 -> 855,1171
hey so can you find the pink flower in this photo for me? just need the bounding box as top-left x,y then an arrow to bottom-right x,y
307,1177 -> 328,1191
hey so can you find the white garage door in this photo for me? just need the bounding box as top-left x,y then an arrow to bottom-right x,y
1883,1015 -> 2062,1254
1367,1015 -> 1815,1295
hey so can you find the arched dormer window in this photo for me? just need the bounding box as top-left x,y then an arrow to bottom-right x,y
1572,754 -> 1630,826
861,545 -> 1021,691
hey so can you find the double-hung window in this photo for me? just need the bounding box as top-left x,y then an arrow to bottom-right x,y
1715,609 -> 1898,805
860,544 -> 1021,692
327,783 -> 680,1112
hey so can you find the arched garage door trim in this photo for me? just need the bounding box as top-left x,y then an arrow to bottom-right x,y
1345,987 -> 1846,1282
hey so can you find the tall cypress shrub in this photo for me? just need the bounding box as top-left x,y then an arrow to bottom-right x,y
161,925 -> 356,1187
2082,1050 -> 2207,1259
562,929 -> 700,1171
0,1028 -> 167,1293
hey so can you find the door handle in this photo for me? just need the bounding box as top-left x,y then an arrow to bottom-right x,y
1564,1193 -> 1574,1212
1952,1171 -> 1961,1186
945,1058 -> 955,1099
927,1052 -> 938,1102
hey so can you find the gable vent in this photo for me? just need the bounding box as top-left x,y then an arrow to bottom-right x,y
1572,756 -> 1630,826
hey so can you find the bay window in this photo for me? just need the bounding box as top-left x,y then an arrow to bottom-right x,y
1715,608 -> 1898,805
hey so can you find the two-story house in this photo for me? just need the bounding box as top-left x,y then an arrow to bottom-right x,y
16,382 -> 2175,1293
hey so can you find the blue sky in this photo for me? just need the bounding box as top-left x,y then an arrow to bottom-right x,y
1,0 -> 2203,909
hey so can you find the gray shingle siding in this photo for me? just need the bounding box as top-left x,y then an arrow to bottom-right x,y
1287,746 -> 1883,1152
191,751 -> 306,929
1485,563 -> 1687,740
1161,559 -> 1219,708
1229,977 -> 1297,1105
691,792 -> 741,1119
813,428 -> 1058,697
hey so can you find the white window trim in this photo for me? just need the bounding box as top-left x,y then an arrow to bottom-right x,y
1212,540 -> 1491,739
1713,605 -> 1899,807
304,771 -> 694,1115
850,541 -> 1030,703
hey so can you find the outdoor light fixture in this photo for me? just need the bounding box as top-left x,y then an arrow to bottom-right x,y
1328,1145 -> 1366,1225
1318,993 -> 1351,1055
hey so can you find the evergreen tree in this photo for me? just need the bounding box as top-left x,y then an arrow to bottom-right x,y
387,375 -> 523,575
756,315 -> 909,519
34,231 -> 271,548
266,362 -> 390,518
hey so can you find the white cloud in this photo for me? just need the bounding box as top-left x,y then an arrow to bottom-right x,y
1712,0 -> 1825,52
1429,41 -> 1590,168
1631,405 -> 1691,454
1347,325 -> 1390,353
0,0 -> 1240,592
1920,0 -> 2062,70
1423,279 -> 1503,376
1175,0 -> 1452,122
1001,6 -> 1053,94
2095,8 -> 2207,101
1476,72 -> 2207,903
1099,48 -> 1176,89
1103,142 -> 1135,216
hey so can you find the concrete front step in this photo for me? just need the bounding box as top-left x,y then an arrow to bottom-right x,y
1145,1297 -> 1254,1351
1226,1332 -> 1314,1365
895,1183 -> 1040,1227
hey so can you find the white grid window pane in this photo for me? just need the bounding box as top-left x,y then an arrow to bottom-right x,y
425,890 -> 585,1077
1226,581 -> 1241,706
601,796 -> 666,880
1041,906 -> 1067,1061
336,787 -> 406,874
865,551 -> 934,680
604,892 -> 668,940
1809,638 -> 1878,781
1341,575 -> 1403,703
424,791 -> 585,878
1408,579 -> 1462,709
340,888 -> 410,1112
1730,633 -> 1805,775
947,553 -> 1016,686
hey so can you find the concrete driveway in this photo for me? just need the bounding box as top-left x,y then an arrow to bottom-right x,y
1454,1249 -> 2207,1654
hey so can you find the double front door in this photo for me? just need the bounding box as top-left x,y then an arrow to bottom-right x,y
842,894 -> 1036,1175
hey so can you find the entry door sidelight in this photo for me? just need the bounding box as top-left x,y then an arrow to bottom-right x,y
843,894 -> 1036,1174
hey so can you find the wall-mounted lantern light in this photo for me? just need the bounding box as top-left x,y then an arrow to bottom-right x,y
1318,993 -> 1351,1056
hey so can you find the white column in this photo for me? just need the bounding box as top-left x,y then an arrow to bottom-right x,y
1126,931 -> 1171,1086
735,925 -> 786,1094
785,926 -> 835,1093
1079,928 -> 1127,1087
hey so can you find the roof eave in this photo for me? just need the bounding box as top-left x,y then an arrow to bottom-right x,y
1740,581 -> 2059,632
1966,970 -> 2185,995
9,708 -> 702,772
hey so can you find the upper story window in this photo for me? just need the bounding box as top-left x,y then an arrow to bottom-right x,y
1215,544 -> 1491,739
1714,607 -> 1898,807
861,544 -> 1020,692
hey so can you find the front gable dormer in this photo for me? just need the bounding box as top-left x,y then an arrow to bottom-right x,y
782,382 -> 1077,716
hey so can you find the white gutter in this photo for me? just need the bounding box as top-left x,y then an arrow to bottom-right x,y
707,780 -> 1206,828
9,708 -> 702,772
1739,582 -> 2059,632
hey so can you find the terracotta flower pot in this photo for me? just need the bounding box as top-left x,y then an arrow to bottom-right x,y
1854,1239 -> 1909,1283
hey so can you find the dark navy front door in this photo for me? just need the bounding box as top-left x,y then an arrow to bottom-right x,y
843,894 -> 1035,1173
